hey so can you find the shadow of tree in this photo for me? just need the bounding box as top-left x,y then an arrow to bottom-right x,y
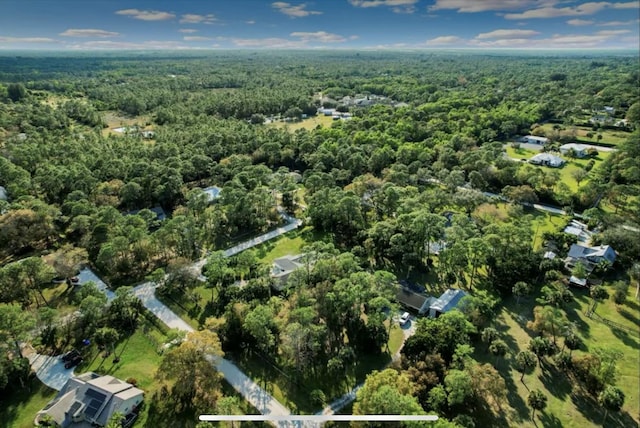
537,364 -> 570,400
539,411 -> 563,428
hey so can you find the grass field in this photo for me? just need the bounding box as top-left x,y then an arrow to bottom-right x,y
475,285 -> 640,428
1,379 -> 57,428
539,123 -> 631,146
101,111 -> 153,137
267,114 -> 336,132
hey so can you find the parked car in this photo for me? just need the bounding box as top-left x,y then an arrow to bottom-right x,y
64,355 -> 82,369
399,312 -> 411,326
60,349 -> 79,362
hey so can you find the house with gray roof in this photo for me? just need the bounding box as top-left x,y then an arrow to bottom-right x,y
428,289 -> 468,318
396,287 -> 436,315
565,243 -> 616,272
271,254 -> 305,290
36,372 -> 143,428
529,153 -> 565,168
560,143 -> 589,158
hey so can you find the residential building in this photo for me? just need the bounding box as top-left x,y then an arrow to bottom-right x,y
529,153 -> 565,167
396,287 -> 435,315
521,135 -> 549,145
565,244 -> 616,271
563,219 -> 593,243
271,254 -> 305,290
428,289 -> 468,318
36,372 -> 143,428
559,143 -> 589,158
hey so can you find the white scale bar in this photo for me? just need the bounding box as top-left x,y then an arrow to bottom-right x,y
200,415 -> 439,422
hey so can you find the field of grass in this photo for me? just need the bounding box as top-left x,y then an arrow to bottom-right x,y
528,209 -> 568,250
1,379 -> 57,428
475,285 -> 640,428
254,226 -> 322,264
267,114 -> 336,132
539,123 -> 631,146
101,111 -> 153,137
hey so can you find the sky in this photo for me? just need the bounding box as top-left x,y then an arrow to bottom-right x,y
0,0 -> 638,50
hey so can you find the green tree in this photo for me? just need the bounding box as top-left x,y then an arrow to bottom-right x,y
489,339 -> 509,367
516,350 -> 537,383
481,327 -> 499,351
353,369 -> 425,420
527,389 -> 548,420
0,303 -> 36,358
513,281 -> 531,305
444,369 -> 473,407
7,83 -> 27,102
598,385 -> 625,425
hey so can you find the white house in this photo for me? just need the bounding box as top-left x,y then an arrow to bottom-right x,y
560,143 -> 589,158
529,153 -> 565,167
428,289 -> 468,318
522,135 -> 549,145
36,372 -> 143,428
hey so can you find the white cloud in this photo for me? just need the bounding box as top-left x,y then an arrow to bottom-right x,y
183,36 -> 212,41
0,36 -> 57,43
115,9 -> 175,21
504,2 -> 640,19
425,35 -> 464,45
595,29 -> 631,36
231,37 -> 307,48
349,0 -> 419,13
179,29 -> 198,33
469,29 -> 632,48
430,0 -> 542,13
271,2 -> 322,17
179,14 -> 217,24
476,29 -> 540,39
598,19 -> 640,26
567,19 -> 595,26
246,20 -> 256,24
59,29 -> 120,38
290,31 -> 347,42
67,40 -> 193,50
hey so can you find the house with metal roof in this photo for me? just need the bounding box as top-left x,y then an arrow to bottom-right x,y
428,289 -> 468,318
396,287 -> 435,315
565,243 -> 616,272
560,143 -> 589,158
36,372 -> 143,428
521,135 -> 549,144
203,186 -> 222,202
529,153 -> 565,168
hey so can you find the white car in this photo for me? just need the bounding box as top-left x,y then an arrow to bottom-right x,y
399,312 -> 410,326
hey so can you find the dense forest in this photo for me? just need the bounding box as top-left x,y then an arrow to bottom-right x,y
0,51 -> 638,428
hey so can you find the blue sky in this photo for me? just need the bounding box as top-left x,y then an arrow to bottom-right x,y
0,1 -> 638,50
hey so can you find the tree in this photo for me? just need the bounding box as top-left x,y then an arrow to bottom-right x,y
427,384 -> 447,413
513,281 -> 531,305
105,411 -> 125,428
52,246 -> 88,283
353,369 -> 425,419
467,363 -> 507,412
7,83 -> 27,102
571,169 -> 588,188
629,262 -> 640,300
489,339 -> 509,367
481,327 -> 499,351
444,369 -> 473,407
0,303 -> 36,358
516,350 -> 537,383
94,327 -> 119,362
528,337 -> 553,367
215,396 -> 242,428
204,251 -> 230,303
527,389 -> 548,420
598,385 -> 625,425
612,281 -> 629,305
527,306 -> 565,345
156,330 -> 224,414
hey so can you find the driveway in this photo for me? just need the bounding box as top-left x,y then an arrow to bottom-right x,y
77,267 -> 115,300
25,348 -> 74,391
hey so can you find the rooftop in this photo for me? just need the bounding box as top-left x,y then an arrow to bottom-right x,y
429,289 -> 468,313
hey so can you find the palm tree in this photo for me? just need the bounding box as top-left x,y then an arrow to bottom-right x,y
598,386 -> 625,425
489,339 -> 509,367
528,389 -> 548,422
516,351 -> 537,383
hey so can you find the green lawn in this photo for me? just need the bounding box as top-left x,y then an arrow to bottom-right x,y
1,379 -> 57,428
267,114 -> 336,132
254,226 -> 320,264
505,145 -> 538,159
478,285 -> 640,428
528,209 -> 568,250
539,123 -> 631,146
